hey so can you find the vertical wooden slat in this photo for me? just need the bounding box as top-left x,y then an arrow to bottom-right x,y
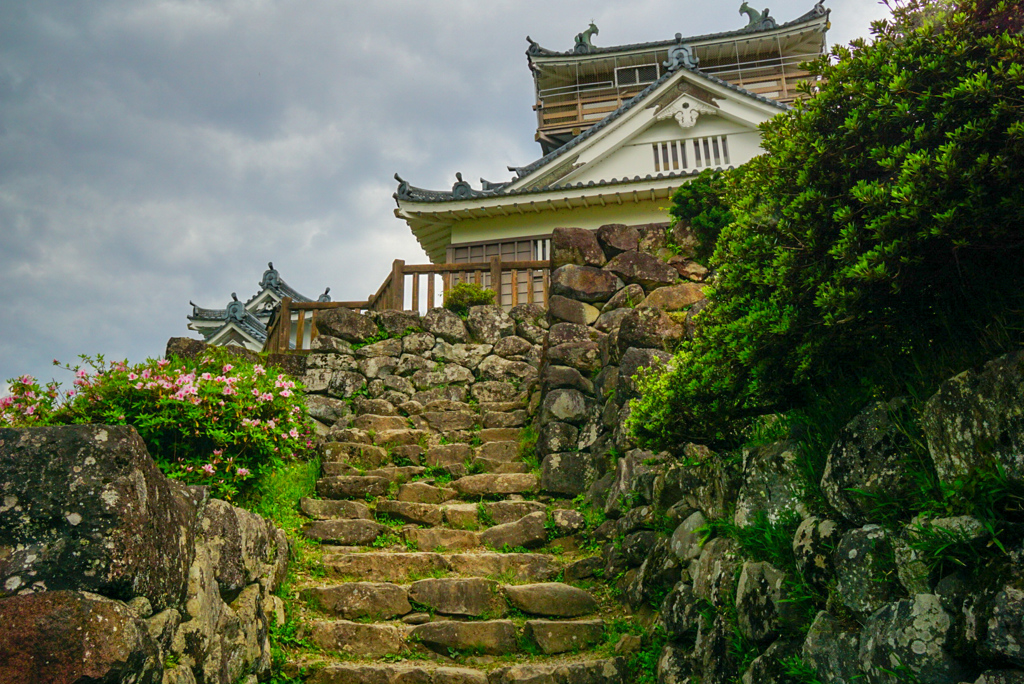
442,272 -> 450,299
427,272 -> 436,310
391,260 -> 405,311
295,310 -> 306,352
474,269 -> 482,287
279,298 -> 291,351
411,273 -> 420,315
511,269 -> 519,307
526,269 -> 534,304
542,271 -> 549,305
311,311 -> 319,343
489,256 -> 501,298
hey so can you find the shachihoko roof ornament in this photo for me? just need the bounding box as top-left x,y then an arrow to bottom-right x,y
573,22 -> 599,54
739,2 -> 778,29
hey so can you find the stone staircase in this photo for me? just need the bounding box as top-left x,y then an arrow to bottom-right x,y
286,391 -> 630,684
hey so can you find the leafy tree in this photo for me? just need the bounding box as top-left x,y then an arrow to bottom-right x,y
668,169 -> 736,264
629,0 -> 1024,448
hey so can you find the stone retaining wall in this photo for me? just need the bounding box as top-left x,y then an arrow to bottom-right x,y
0,425 -> 289,684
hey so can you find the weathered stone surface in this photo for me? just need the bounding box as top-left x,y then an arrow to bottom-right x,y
985,583 -> 1024,667
403,332 -> 436,355
303,583 -> 411,620
308,620 -> 407,657
553,226 -> 606,267
617,307 -> 685,353
625,537 -> 681,611
734,440 -> 808,527
658,642 -> 692,684
316,475 -> 389,500
975,671 -> 1024,684
660,582 -> 702,641
309,334 -> 356,355
306,395 -> 352,425
593,308 -> 632,334
465,305 -> 516,344
359,356 -> 400,379
327,370 -> 369,398
735,561 -> 786,645
477,355 -> 537,383
405,527 -> 480,551
692,537 -> 740,608
483,410 -> 527,429
481,511 -> 547,549
310,664 -> 487,684
802,611 -> 861,684
552,509 -> 586,536
408,578 -> 504,617
374,310 -> 422,337
425,443 -> 474,468
670,511 -> 707,562
550,265 -> 621,303
0,426 -> 201,609
504,583 -> 598,617
603,449 -> 661,518
376,500 -> 444,526
525,619 -> 604,655
548,322 -> 594,346
740,638 -> 801,684
822,398 -> 917,524
422,410 -> 479,433
300,498 -> 371,520
439,503 -> 478,529
549,295 -> 601,325
693,613 -> 737,684
304,519 -> 387,545
201,498 -> 281,599
542,388 -> 593,425
423,308 -> 469,343
397,482 -> 458,505
477,441 -> 519,462
792,517 -> 841,593
537,422 -> 579,457
448,553 -> 558,582
480,427 -> 523,442
603,251 -> 678,289
0,591 -> 160,684
488,658 -> 627,684
493,336 -> 533,359
472,381 -> 521,403
509,304 -> 548,345
834,525 -> 899,615
641,282 -> 705,311
597,224 -> 640,257
412,364 -> 474,390
543,365 -> 594,395
324,553 -> 449,582
322,442 -> 389,466
670,257 -> 709,281
617,347 -> 672,400
317,308 -> 380,343
602,283 -> 646,312
412,620 -> 518,655
355,338 -> 403,358
452,473 -> 539,497
542,452 -> 603,497
547,341 -> 601,374
859,594 -> 968,684
922,351 -> 1024,487
485,501 -> 548,525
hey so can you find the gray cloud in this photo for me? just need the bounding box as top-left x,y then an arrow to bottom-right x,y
0,0 -> 889,388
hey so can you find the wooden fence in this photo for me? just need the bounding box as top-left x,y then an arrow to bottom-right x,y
263,257 -> 549,353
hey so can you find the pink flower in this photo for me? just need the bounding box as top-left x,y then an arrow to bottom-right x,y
201,372 -> 212,381
253,365 -> 265,375
279,389 -> 291,397
141,369 -> 152,379
127,372 -> 138,381
222,364 -> 233,372
259,392 -> 273,402
236,467 -> 250,477
75,370 -> 88,378
135,382 -> 144,390
158,359 -> 170,367
202,464 -> 216,475
289,428 -> 299,439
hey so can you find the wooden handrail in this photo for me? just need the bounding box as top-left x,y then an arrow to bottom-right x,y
261,257 -> 551,354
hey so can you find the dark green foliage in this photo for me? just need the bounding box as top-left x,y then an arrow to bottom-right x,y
629,0 -> 1024,449
443,282 -> 496,316
668,168 -> 736,264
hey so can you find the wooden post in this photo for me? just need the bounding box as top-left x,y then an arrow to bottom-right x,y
526,269 -> 534,304
411,273 -> 420,315
279,298 -> 292,351
391,260 -> 405,311
427,272 -> 436,310
295,310 -> 306,351
489,256 -> 501,297
510,269 -> 519,307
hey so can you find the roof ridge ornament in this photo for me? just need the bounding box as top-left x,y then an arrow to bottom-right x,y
739,2 -> 777,29
573,21 -> 599,54
318,287 -> 331,303
260,262 -> 280,289
663,34 -> 700,72
226,292 -> 245,322
452,172 -> 473,199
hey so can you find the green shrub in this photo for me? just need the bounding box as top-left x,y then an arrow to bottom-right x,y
668,168 -> 736,265
1,350 -> 316,500
443,282 -> 496,316
629,0 -> 1024,449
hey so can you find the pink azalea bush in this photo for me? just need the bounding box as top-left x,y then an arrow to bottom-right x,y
1,351 -> 315,500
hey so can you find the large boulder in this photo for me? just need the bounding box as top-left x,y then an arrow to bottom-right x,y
547,341 -> 601,374
859,594 -> 968,684
316,307 -> 380,343
985,582 -> 1024,667
617,307 -> 685,353
0,426 -> 203,610
642,282 -> 705,311
541,452 -> 604,497
423,308 -> 469,343
466,305 -> 516,343
596,224 -> 640,257
834,525 -> 900,615
734,440 -> 808,527
373,310 -> 422,337
792,517 -> 841,593
0,591 -> 161,684
617,347 -> 672,401
548,295 -> 600,325
508,304 -> 548,345
552,227 -> 606,267
802,611 -> 862,684
603,252 -> 679,290
922,351 -> 1024,487
550,265 -> 621,303
735,561 -> 787,645
821,398 -> 917,524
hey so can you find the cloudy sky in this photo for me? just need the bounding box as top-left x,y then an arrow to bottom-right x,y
0,0 -> 889,388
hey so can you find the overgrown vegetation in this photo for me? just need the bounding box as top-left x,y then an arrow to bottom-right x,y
629,0 -> 1024,449
443,282 -> 497,316
1,350 -> 317,500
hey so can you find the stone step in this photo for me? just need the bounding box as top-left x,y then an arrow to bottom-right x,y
326,428 -> 371,444
373,501 -> 539,531
450,473 -> 539,498
475,441 -> 519,462
354,414 -> 411,432
479,428 -> 522,443
302,658 -> 627,684
300,498 -> 371,520
474,459 -> 531,474
482,411 -> 526,429
423,443 -> 474,468
524,619 -> 605,655
408,577 -> 505,617
504,583 -> 599,617
322,552 -> 560,583
306,620 -> 407,658
316,475 -> 390,500
322,442 -> 388,467
411,620 -> 517,655
304,519 -> 388,545
421,411 -> 480,432
479,511 -> 547,550
372,428 -> 431,447
302,583 -> 412,620
395,482 -> 458,504
320,464 -> 426,481
404,527 -> 480,551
